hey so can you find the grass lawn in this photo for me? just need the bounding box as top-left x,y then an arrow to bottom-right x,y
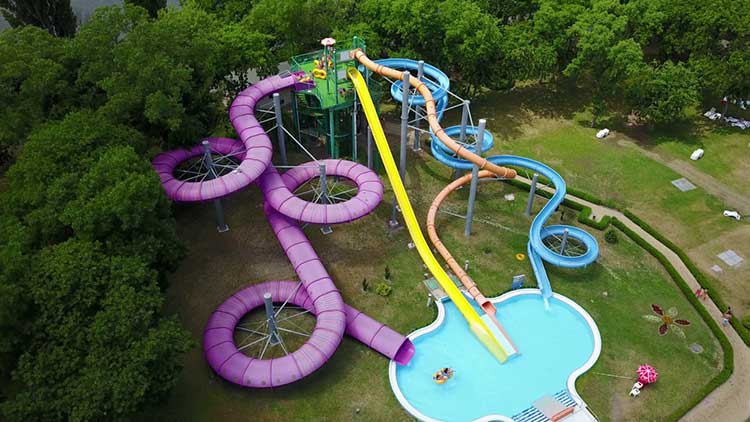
148,150 -> 722,422
644,123 -> 750,197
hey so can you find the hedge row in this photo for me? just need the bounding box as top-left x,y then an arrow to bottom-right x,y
612,218 -> 734,421
622,210 -> 750,345
503,178 -> 612,232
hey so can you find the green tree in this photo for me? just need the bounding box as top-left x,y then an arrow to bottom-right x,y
0,215 -> 32,380
0,240 -> 193,422
124,0 -> 167,19
0,0 -> 76,37
62,145 -> 184,275
563,0 -> 645,125
73,4 -> 271,148
4,111 -> 145,245
0,27 -> 73,167
627,61 -> 700,124
4,111 -> 182,275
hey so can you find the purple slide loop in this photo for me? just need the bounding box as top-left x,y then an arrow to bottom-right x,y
153,72 -> 307,202
204,281 -> 415,388
259,158 -> 384,224
152,137 -> 248,202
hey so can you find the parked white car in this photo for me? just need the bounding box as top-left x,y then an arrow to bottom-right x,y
596,128 -> 610,139
690,148 -> 704,160
723,210 -> 742,221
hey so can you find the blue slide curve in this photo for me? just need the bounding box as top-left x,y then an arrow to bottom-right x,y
381,58 -> 599,304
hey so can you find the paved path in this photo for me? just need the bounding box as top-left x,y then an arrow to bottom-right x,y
519,176 -> 750,422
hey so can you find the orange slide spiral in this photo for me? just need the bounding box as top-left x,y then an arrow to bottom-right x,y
352,49 -> 517,180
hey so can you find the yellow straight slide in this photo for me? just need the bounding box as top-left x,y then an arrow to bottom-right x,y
347,67 -> 510,364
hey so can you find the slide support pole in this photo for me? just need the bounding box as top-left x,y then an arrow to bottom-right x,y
399,71 -> 411,180
391,71 -> 411,228
292,92 -> 301,141
329,109 -> 336,158
525,173 -> 539,217
319,163 -> 333,234
202,140 -> 229,233
465,119 -> 485,237
352,91 -> 358,162
366,127 -> 373,169
454,100 -> 470,180
273,93 -> 287,167
412,60 -> 424,152
263,293 -> 281,345
560,228 -> 569,255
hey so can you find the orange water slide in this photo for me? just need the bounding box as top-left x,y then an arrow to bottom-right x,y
352,50 -> 517,180
426,171 -> 516,350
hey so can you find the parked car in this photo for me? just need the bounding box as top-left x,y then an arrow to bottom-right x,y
723,210 -> 741,221
690,148 -> 704,160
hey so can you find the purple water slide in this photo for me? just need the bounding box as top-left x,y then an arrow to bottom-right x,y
259,158 -> 383,224
201,73 -> 414,388
153,73 -> 309,202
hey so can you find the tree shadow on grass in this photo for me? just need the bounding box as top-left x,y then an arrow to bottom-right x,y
468,81 -> 591,142
616,118 -> 706,150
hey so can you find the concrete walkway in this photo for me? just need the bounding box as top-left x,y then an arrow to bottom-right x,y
518,176 -> 750,422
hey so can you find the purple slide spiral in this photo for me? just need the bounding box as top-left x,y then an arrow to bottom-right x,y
147,72 -> 416,388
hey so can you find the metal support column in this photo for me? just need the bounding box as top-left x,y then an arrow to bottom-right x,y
412,60 -> 424,151
399,71 -> 411,180
454,100 -> 471,180
202,140 -> 229,232
319,163 -> 333,234
291,92 -> 301,141
525,173 -> 539,217
367,127 -> 373,169
352,91 -> 358,162
464,119 -> 485,237
273,93 -> 287,166
390,71 -> 411,228
328,109 -> 336,159
560,229 -> 569,256
263,293 -> 280,345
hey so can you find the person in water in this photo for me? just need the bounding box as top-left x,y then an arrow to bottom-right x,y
441,367 -> 454,378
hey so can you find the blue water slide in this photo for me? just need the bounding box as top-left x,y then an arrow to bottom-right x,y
433,149 -> 599,301
378,58 -> 598,302
369,58 -> 451,121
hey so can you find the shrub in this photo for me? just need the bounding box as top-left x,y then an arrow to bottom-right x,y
604,229 -> 619,244
375,283 -> 392,297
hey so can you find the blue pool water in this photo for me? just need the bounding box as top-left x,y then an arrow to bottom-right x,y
393,292 -> 597,422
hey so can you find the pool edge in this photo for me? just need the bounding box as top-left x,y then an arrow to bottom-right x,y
388,288 -> 602,422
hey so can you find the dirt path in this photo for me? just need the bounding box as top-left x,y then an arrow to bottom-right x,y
617,140 -> 750,214
519,176 -> 750,422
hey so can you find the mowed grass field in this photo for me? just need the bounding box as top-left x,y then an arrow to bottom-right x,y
147,149 -> 722,422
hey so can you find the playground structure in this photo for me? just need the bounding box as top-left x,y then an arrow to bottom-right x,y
151,36 -> 600,392
289,36 -> 382,162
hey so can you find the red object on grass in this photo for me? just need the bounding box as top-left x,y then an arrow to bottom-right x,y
637,364 -> 659,384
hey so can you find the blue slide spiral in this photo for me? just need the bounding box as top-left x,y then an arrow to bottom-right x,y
380,58 -> 599,303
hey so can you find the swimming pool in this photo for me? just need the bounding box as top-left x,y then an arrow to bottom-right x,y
389,290 -> 601,422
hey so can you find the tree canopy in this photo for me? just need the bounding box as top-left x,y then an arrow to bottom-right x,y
0,0 -> 76,37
